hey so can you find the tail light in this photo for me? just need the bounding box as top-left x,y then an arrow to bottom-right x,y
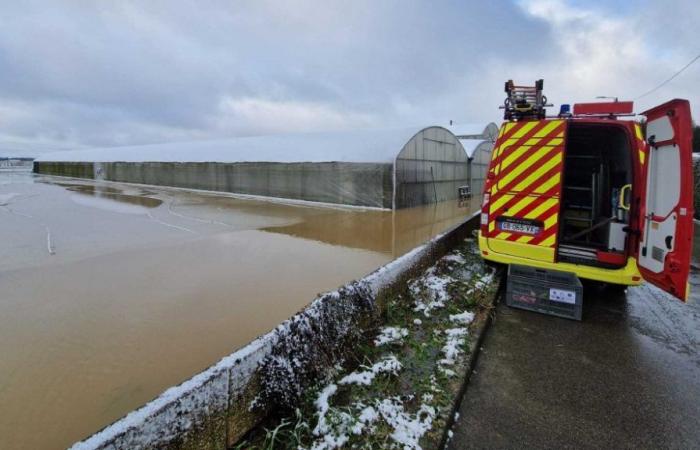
480,193 -> 490,233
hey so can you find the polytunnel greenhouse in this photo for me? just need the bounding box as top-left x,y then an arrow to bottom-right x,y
34,125 -> 495,209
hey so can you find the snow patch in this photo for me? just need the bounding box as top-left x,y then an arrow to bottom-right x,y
410,266 -> 455,317
339,356 -> 402,386
374,327 -> 409,346
312,384 -> 339,437
441,253 -> 466,265
439,328 -> 468,366
376,397 -> 436,450
352,406 -> 379,435
449,311 -> 475,325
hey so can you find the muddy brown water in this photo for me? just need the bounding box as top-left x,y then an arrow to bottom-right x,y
0,170 -> 479,450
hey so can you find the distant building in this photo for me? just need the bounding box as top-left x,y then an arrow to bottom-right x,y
35,125 -> 496,209
446,123 -> 498,197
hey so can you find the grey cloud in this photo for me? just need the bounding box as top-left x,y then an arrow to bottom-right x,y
0,0 -> 696,157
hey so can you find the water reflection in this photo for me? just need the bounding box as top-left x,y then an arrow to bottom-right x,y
57,183 -> 163,208
263,197 -> 480,256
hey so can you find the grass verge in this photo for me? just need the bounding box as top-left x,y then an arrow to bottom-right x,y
235,235 -> 499,450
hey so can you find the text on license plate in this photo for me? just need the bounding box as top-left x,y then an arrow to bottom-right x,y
499,222 -> 540,235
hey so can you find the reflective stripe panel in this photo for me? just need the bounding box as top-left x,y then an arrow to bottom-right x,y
486,119 -> 565,249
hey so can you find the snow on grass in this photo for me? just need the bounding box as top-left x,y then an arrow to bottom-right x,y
410,266 -> 455,317
475,271 -> 494,289
449,311 -> 475,325
441,253 -> 466,265
310,395 -> 437,450
310,393 -> 381,449
374,327 -> 409,346
338,356 -> 402,386
312,384 -> 339,438
351,406 -> 379,435
439,328 -> 468,366
376,397 -> 436,450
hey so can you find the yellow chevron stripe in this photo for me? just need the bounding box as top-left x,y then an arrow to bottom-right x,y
544,213 -> 558,229
499,145 -> 530,173
495,232 -> 511,240
489,220 -> 495,232
490,193 -> 514,214
548,137 -> 563,146
534,172 -> 561,194
539,234 -> 556,247
533,120 -> 562,138
524,198 -> 557,219
504,194 -> 538,217
511,121 -> 537,138
511,151 -> 562,192
639,149 -> 646,165
634,124 -> 643,140
498,145 -> 554,189
514,211 -> 560,245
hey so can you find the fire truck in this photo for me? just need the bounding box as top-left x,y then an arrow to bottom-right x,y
479,80 -> 694,303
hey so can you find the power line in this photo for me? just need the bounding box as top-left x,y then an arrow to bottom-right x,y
634,52 -> 700,100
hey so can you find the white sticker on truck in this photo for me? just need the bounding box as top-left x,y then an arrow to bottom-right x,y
549,288 -> 576,304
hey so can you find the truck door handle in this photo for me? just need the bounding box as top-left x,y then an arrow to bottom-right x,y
665,235 -> 673,250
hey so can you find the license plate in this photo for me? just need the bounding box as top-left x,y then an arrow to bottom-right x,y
499,221 -> 540,235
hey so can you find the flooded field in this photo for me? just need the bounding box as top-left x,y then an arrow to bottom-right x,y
0,169 -> 479,450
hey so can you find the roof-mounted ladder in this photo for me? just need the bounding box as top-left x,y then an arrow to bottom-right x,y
501,79 -> 551,121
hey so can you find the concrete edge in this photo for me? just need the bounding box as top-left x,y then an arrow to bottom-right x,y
437,268 -> 504,450
69,212 -> 480,450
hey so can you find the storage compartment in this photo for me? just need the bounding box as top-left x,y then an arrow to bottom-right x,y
558,123 -> 632,268
506,264 -> 583,320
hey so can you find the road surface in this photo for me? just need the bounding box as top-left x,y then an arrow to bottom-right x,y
450,256 -> 700,448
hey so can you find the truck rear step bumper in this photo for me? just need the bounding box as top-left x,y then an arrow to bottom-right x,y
479,233 -> 642,286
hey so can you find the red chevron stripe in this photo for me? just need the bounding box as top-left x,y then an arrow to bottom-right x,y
498,121 -> 563,181
490,121 -> 554,168
502,196 -> 560,242
489,160 -> 563,220
487,169 -> 561,239
506,183 -> 561,220
491,120 -> 565,170
528,208 -> 561,246
494,143 -> 562,196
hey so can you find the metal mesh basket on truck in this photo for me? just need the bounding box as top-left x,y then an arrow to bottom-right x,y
506,264 -> 583,321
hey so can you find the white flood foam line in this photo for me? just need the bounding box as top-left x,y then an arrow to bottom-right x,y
2,206 -> 56,255
166,200 -> 232,227
45,226 -> 55,255
146,211 -> 197,234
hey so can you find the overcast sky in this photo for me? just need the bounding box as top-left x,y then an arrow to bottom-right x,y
0,0 -> 698,156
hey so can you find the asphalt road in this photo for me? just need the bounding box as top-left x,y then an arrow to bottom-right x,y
449,274 -> 700,449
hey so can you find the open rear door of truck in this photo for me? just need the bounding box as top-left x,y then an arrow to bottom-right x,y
638,99 -> 694,301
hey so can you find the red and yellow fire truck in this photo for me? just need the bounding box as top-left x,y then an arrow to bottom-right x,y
479,80 -> 694,301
